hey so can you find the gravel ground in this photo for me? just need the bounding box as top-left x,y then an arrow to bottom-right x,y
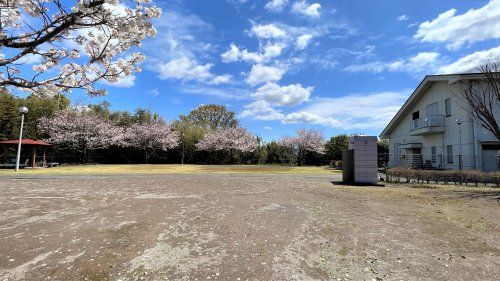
0,173 -> 499,281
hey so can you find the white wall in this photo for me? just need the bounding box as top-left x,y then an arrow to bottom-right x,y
387,80 -> 499,171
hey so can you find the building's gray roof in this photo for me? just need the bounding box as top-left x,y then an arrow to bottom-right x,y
379,73 -> 485,139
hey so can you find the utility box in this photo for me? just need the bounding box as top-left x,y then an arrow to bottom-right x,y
344,136 -> 378,184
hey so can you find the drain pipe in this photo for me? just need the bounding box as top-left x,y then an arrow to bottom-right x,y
472,120 -> 477,170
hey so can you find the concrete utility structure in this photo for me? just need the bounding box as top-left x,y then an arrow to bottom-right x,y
343,136 -> 378,184
380,74 -> 500,172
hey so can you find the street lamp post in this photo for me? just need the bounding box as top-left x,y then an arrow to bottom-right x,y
456,118 -> 463,170
181,132 -> 185,165
15,106 -> 29,172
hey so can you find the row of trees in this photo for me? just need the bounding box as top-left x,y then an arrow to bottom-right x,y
0,94 -> 70,140
1,96 -> 379,165
38,110 -> 179,163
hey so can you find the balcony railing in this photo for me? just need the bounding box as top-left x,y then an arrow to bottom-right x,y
410,115 -> 444,131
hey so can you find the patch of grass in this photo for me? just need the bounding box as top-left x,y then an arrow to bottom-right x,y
335,183 -> 500,205
0,164 -> 340,176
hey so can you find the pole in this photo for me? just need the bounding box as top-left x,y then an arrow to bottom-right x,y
459,124 -> 463,170
31,147 -> 36,168
181,132 -> 185,165
15,113 -> 25,172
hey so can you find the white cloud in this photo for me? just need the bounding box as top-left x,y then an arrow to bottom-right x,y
252,82 -> 313,106
102,75 -> 136,88
414,1 -> 500,50
438,46 -> 500,74
283,112 -> 341,127
407,52 -> 441,70
209,74 -> 233,85
181,85 -> 247,99
221,43 -> 284,64
246,64 -> 286,85
227,0 -> 250,4
265,0 -> 289,12
141,10 -> 237,89
295,34 -> 313,50
159,57 -> 213,81
242,21 -> 350,60
263,43 -> 285,58
397,15 -> 409,21
239,100 -> 285,120
344,61 -> 395,73
158,57 -> 231,85
344,51 -> 440,74
250,24 -> 287,39
283,90 -> 411,129
143,11 -> 213,63
14,54 -> 44,65
149,88 -> 160,97
292,1 -> 321,18
263,126 -> 273,130
224,21 -> 339,71
221,44 -> 241,62
238,84 -> 409,131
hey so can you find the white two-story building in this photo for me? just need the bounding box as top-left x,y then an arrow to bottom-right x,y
380,74 -> 500,172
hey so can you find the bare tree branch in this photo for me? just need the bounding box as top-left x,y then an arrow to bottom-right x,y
454,60 -> 500,141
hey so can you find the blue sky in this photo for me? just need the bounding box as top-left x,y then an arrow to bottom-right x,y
67,0 -> 499,140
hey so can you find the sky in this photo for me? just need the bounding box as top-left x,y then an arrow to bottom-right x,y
67,0 -> 500,140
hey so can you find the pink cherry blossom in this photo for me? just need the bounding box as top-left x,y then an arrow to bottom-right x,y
0,0 -> 161,96
38,109 -> 126,162
123,120 -> 180,163
196,127 -> 259,153
280,129 -> 325,165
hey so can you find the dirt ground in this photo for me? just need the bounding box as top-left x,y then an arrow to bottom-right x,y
0,173 -> 499,281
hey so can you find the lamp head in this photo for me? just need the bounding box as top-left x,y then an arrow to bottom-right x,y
19,106 -> 28,114
455,118 -> 462,125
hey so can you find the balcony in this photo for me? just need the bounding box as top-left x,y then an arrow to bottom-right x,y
410,115 -> 445,136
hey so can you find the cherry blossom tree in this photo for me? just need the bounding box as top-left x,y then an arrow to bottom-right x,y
196,127 -> 259,152
0,0 -> 161,96
124,120 -> 180,163
280,129 -> 325,166
38,109 -> 125,162
196,127 -> 259,163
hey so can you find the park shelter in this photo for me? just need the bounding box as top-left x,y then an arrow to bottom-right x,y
0,139 -> 52,168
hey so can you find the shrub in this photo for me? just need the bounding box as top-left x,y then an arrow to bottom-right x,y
492,172 -> 500,187
386,168 -> 499,187
411,184 -> 439,189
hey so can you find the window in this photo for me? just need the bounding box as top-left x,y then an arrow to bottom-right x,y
412,111 -> 420,129
447,145 -> 453,164
431,146 -> 436,163
445,98 -> 451,117
426,102 -> 438,116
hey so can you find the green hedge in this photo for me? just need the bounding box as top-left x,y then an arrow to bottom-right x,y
386,167 -> 500,186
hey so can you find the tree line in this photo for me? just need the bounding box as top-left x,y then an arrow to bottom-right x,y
0,95 -> 387,166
